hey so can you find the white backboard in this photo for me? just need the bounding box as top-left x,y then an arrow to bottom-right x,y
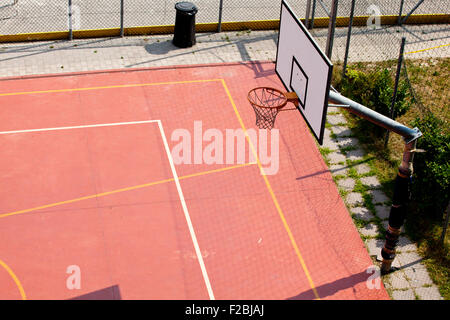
275,0 -> 333,145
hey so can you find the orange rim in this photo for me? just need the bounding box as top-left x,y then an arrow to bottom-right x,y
247,87 -> 288,109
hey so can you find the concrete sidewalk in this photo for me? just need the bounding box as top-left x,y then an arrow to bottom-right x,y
0,25 -> 447,300
0,24 -> 448,77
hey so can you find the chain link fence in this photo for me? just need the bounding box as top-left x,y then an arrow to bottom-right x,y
334,1 -> 449,128
0,1 -> 448,37
331,0 -> 449,134
1,1 -> 447,128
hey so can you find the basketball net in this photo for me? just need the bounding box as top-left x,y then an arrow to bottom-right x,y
248,87 -> 298,129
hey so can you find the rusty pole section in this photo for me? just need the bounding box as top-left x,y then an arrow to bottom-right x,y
380,139 -> 417,274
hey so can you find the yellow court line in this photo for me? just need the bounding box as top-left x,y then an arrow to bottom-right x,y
0,162 -> 256,219
220,79 -> 320,300
0,259 -> 27,300
405,43 -> 450,55
0,78 -> 222,97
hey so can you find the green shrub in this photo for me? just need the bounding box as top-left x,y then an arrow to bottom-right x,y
410,112 -> 450,218
339,67 -> 411,135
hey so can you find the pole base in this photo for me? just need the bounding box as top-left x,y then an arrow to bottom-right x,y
380,260 -> 400,275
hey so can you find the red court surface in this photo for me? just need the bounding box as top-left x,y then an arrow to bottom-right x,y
0,62 -> 389,300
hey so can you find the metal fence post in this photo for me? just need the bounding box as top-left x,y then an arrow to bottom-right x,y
325,0 -> 338,59
441,202 -> 450,246
398,0 -> 405,25
218,0 -> 224,32
343,0 -> 356,77
385,37 -> 406,147
310,0 -> 316,29
68,0 -> 73,40
120,0 -> 124,37
305,0 -> 312,28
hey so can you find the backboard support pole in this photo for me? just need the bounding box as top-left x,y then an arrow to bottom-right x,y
380,138 -> 417,274
328,91 -> 421,143
275,0 -> 423,274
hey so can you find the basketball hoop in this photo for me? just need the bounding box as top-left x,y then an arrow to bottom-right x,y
247,87 -> 298,129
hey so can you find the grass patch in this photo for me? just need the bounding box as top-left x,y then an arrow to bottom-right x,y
346,165 -> 359,180
352,217 -> 368,229
332,174 -> 347,181
319,147 -> 333,161
353,180 -> 368,194
340,145 -> 357,154
362,193 -> 376,213
339,188 -> 349,199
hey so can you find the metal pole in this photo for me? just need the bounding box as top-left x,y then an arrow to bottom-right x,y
305,0 -> 312,29
218,0 -> 224,32
343,0 -> 356,77
328,91 -> 422,143
120,0 -> 124,37
68,0 -> 73,40
310,0 -> 316,29
440,203 -> 450,246
325,0 -> 338,59
385,37 -> 406,147
381,139 -> 417,274
398,0 -> 405,25
328,90 -> 422,274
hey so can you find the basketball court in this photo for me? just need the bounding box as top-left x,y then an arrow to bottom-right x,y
0,0 -> 389,300
0,61 -> 388,300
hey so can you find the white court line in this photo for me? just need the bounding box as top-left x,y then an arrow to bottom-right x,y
0,120 -> 160,135
0,118 -> 215,299
156,120 -> 215,300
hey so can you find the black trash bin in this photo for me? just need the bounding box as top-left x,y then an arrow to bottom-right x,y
173,2 -> 198,48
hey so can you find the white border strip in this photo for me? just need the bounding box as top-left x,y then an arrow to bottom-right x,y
156,120 -> 215,300
0,120 -> 160,135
